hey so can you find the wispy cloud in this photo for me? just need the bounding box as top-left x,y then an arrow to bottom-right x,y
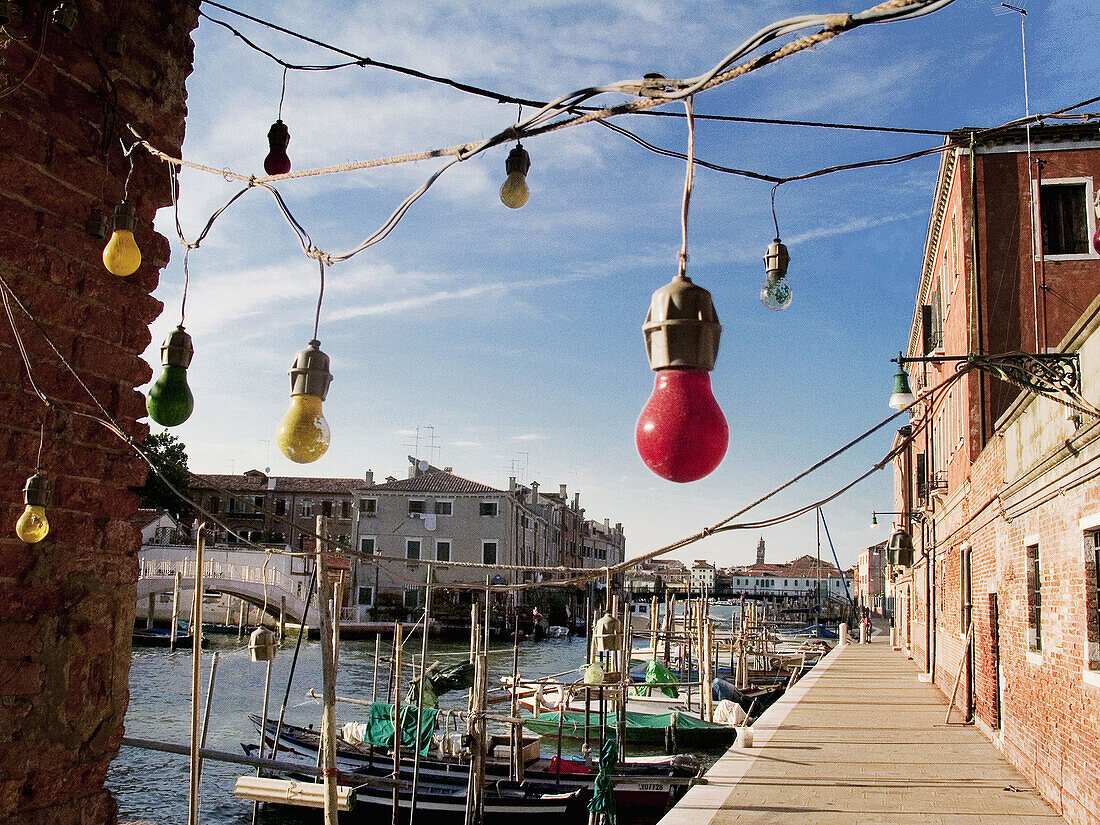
512,433 -> 545,442
450,440 -> 484,448
785,210 -> 926,245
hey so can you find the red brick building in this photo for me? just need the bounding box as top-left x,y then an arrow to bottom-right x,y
891,123 -> 1100,825
0,3 -> 199,822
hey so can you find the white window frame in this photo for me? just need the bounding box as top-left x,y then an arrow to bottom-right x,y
1032,176 -> 1099,262
1079,514 -> 1100,685
406,539 -> 422,560
435,539 -> 452,563
359,498 -> 377,514
434,500 -> 454,516
357,586 -> 374,607
359,536 -> 377,555
482,540 -> 498,565
480,501 -> 499,517
408,499 -> 426,517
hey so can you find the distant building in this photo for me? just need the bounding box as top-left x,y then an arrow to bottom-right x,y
690,560 -> 716,591
727,555 -> 853,601
857,541 -> 888,615
755,536 -> 765,566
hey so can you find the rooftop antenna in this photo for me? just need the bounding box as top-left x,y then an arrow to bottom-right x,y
403,426 -> 442,469
1001,3 -> 1041,352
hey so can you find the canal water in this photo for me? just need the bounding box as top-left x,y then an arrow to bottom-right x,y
109,631 -> 728,824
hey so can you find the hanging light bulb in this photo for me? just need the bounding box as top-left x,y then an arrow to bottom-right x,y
146,325 -> 195,427
635,274 -> 728,483
276,339 -> 332,464
760,239 -> 792,311
264,120 -> 292,175
15,473 -> 51,544
51,1 -> 77,32
499,143 -> 531,209
102,201 -> 141,276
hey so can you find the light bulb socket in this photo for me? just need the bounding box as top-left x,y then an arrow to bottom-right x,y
642,275 -> 721,371
268,119 -> 290,151
104,28 -> 125,57
160,325 -> 194,369
23,473 -> 51,508
0,2 -> 13,27
764,239 -> 790,279
288,339 -> 333,400
51,2 -> 77,32
85,208 -> 108,239
111,201 -> 136,233
505,144 -> 530,177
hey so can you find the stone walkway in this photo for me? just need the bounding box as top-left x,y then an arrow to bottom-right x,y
659,636 -> 1064,825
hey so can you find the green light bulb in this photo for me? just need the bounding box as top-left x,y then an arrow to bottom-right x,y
146,326 -> 194,427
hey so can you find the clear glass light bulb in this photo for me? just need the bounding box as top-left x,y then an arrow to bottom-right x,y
500,172 -> 530,209
16,504 -> 49,544
635,369 -> 728,483
760,273 -> 793,311
103,228 -> 141,276
147,365 -> 194,427
276,393 -> 330,464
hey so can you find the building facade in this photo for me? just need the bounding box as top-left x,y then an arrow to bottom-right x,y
857,541 -> 888,615
891,123 -> 1100,825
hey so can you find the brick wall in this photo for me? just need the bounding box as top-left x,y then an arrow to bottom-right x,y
0,2 -> 197,822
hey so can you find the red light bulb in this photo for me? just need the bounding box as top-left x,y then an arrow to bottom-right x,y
636,369 -> 728,482
264,119 -> 292,175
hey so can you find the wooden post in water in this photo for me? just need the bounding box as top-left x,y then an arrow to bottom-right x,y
278,596 -> 286,643
410,565 -> 434,825
663,594 -> 673,666
238,598 -> 245,638
372,633 -> 381,704
187,526 -> 205,825
392,622 -> 403,825
315,516 -> 339,825
509,609 -> 521,783
170,569 -> 181,651
146,593 -> 155,629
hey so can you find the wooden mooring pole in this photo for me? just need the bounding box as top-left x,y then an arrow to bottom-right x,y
316,516 -> 339,825
187,526 -> 205,825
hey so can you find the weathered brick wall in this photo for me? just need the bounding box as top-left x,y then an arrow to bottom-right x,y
0,2 -> 197,822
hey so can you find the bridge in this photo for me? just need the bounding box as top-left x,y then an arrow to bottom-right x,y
137,558 -> 311,625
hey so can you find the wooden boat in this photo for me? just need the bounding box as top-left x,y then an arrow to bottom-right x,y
250,716 -> 701,821
242,740 -> 586,825
131,625 -> 205,648
710,679 -> 785,715
522,708 -> 737,748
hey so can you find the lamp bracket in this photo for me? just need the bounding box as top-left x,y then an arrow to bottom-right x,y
894,351 -> 1081,396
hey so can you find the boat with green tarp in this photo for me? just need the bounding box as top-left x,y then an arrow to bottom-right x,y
522,708 -> 737,747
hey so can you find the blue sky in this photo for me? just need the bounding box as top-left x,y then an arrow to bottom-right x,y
143,0 -> 1100,569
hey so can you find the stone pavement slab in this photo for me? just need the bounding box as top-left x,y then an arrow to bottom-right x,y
659,639 -> 1064,825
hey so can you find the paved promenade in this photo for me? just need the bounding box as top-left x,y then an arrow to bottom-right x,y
660,636 -> 1064,825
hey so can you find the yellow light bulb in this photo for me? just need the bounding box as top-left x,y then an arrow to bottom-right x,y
103,229 -> 141,276
500,172 -> 530,209
15,504 -> 49,544
103,201 -> 141,276
276,393 -> 330,464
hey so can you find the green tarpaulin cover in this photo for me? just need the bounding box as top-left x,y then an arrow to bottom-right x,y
366,701 -> 438,756
631,659 -> 680,698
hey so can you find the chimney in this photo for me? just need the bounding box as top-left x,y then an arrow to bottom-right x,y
559,484 -> 567,499
615,522 -> 622,534
573,491 -> 580,510
509,476 -> 517,493
531,481 -> 539,503
364,470 -> 374,486
604,517 -> 610,530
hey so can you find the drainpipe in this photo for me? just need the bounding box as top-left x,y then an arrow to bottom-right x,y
968,132 -> 988,444
1035,158 -> 1049,351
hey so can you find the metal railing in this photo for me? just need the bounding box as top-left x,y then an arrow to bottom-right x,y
139,558 -> 300,596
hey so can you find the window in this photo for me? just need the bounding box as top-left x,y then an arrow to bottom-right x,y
270,532 -> 284,543
408,500 -> 425,516
1039,180 -> 1092,257
209,495 -> 220,513
436,540 -> 451,562
275,498 -> 286,516
404,587 -> 423,609
360,498 -> 377,514
321,500 -> 333,518
341,501 -> 351,519
406,539 -> 421,560
483,541 -> 498,565
228,497 -> 237,513
480,501 -> 498,517
254,496 -> 265,512
1087,531 -> 1100,671
434,501 -> 453,516
357,586 -> 374,606
360,536 -> 376,555
301,500 -> 314,517
1026,542 -> 1042,652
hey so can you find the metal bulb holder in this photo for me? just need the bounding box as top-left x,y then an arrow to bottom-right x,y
594,611 -> 623,652
51,1 -> 77,32
85,208 -> 108,239
887,528 -> 915,568
636,274 -> 728,483
500,143 -> 531,209
0,2 -> 12,26
249,627 -> 278,662
104,28 -> 125,57
15,473 -> 51,544
264,120 -> 292,176
760,239 -> 792,311
102,201 -> 141,276
146,325 -> 195,427
276,339 -> 333,464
